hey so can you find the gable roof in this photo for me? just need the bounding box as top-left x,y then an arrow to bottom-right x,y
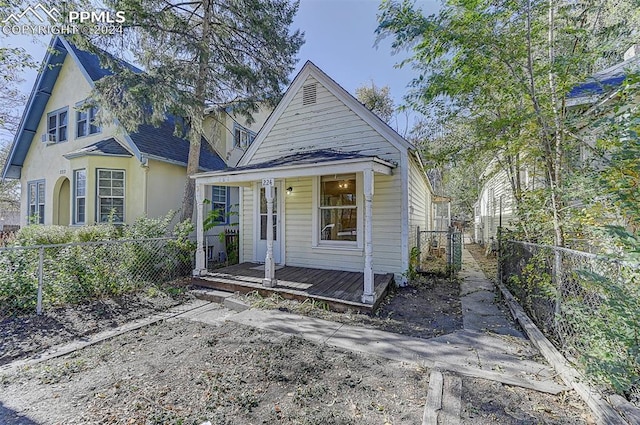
217,149 -> 394,173
2,36 -> 224,179
238,61 -> 415,166
64,138 -> 133,158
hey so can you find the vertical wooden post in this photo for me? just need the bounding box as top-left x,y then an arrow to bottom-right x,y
262,185 -> 277,287
362,169 -> 375,304
193,183 -> 206,276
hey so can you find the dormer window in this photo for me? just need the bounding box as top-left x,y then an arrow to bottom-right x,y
47,107 -> 68,143
76,104 -> 100,138
234,125 -> 255,148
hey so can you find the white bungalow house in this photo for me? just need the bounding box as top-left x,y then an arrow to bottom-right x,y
191,61 -> 434,305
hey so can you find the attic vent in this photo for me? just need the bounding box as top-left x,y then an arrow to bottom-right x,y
302,83 -> 317,106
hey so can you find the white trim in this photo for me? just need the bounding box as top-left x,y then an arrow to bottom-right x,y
193,157 -> 394,186
253,180 -> 284,264
400,152 -> 409,286
312,173 -> 363,249
239,61 -> 414,166
238,186 -> 244,263
280,180 -> 287,266
311,175 -> 319,247
252,182 -> 258,262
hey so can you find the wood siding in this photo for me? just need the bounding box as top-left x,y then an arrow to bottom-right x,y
247,76 -> 401,165
241,186 -> 254,262
408,156 -> 431,249
477,167 -> 516,244
280,175 -> 403,275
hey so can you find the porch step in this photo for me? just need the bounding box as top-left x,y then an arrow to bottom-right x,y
190,287 -> 251,312
191,288 -> 235,304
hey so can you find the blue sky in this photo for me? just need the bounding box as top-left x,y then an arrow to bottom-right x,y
4,0 -> 439,134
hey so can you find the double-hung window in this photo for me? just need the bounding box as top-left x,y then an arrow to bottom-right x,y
76,105 -> 100,138
28,180 -> 45,224
233,126 -> 255,148
319,174 -> 358,243
210,186 -> 228,224
73,169 -> 87,224
97,169 -> 125,223
47,108 -> 68,143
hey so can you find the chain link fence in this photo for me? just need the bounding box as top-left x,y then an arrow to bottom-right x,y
500,239 -> 640,400
0,237 -> 195,318
412,227 -> 463,276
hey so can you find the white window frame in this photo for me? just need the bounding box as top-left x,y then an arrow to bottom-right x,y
210,185 -> 229,225
311,173 -> 363,250
233,125 -> 255,149
76,103 -> 100,138
47,107 -> 68,143
96,169 -> 125,223
27,180 -> 45,224
73,169 -> 87,224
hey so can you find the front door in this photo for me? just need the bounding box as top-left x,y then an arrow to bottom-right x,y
256,182 -> 282,264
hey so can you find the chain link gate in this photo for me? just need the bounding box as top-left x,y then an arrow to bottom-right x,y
415,227 -> 463,276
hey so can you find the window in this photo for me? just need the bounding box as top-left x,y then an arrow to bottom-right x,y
73,169 -> 86,224
97,169 -> 125,223
210,186 -> 228,224
76,105 -> 100,138
47,108 -> 68,143
233,125 -> 255,148
319,174 -> 357,243
28,180 -> 45,224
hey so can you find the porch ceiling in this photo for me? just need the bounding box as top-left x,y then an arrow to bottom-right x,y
191,149 -> 396,186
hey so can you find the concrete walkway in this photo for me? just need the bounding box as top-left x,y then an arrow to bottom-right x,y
186,246 -> 565,396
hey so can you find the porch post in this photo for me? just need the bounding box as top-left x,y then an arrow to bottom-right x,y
262,184 -> 277,287
193,182 -> 206,276
362,168 -> 375,304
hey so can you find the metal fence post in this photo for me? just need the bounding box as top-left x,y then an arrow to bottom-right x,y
37,246 -> 44,315
416,226 -> 421,271
553,248 -> 562,331
497,226 -> 502,284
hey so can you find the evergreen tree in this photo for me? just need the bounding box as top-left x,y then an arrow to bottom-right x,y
71,0 -> 304,221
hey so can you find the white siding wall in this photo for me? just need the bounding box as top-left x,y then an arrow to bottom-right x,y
237,73 -> 407,277
408,156 -> 431,252
248,76 -> 401,166
241,186 -> 253,262
478,168 -> 516,243
238,174 -> 403,276
371,174 -> 403,275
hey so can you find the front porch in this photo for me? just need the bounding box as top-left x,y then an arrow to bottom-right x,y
193,263 -> 394,313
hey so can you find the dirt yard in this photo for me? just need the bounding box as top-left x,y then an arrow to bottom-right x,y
0,248 -> 595,424
0,281 -> 191,366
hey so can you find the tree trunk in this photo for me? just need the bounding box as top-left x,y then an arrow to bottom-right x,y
547,0 -> 565,249
180,0 -> 211,222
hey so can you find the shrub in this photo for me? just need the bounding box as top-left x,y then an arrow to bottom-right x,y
0,211 -> 196,316
15,225 -> 74,246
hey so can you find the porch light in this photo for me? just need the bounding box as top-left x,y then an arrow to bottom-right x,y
286,186 -> 293,195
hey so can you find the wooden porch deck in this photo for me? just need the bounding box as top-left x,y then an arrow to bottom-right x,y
193,263 -> 394,313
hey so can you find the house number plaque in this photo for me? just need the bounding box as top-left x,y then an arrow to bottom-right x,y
261,178 -> 274,187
